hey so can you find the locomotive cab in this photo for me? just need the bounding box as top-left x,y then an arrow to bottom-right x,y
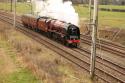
67,24 -> 80,46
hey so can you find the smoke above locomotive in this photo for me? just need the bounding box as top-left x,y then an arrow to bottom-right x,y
32,0 -> 79,26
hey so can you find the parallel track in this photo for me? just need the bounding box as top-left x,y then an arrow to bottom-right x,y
81,35 -> 125,58
0,11 -> 125,83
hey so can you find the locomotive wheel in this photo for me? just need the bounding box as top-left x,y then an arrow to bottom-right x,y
34,28 -> 38,32
47,32 -> 49,37
63,40 -> 66,45
75,43 -> 80,48
32,28 -> 35,31
66,43 -> 69,47
47,32 -> 52,38
74,43 -> 78,48
70,43 -> 78,48
66,42 -> 72,47
52,33 -> 57,40
62,37 -> 67,45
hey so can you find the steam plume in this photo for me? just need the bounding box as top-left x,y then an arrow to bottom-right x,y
32,0 -> 79,26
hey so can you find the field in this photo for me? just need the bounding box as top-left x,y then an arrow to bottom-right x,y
74,5 -> 125,29
99,5 -> 125,10
0,2 -> 125,29
0,2 -> 31,14
82,4 -> 125,10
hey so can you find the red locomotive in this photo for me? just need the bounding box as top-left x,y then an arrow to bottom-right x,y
21,14 -> 80,47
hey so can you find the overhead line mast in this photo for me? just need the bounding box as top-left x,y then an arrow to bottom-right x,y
14,0 -> 16,27
90,0 -> 99,79
11,0 -> 12,12
89,0 -> 92,24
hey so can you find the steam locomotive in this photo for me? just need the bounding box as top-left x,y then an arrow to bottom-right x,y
21,14 -> 80,47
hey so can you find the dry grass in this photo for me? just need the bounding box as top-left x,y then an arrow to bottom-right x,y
0,21 -> 94,83
98,28 -> 125,45
0,48 -> 16,75
0,23 -> 40,83
79,19 -> 91,35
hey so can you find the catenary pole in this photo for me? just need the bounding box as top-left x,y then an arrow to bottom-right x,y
88,0 -> 92,34
10,0 -> 13,12
31,0 -> 33,14
89,0 -> 92,24
90,0 -> 98,79
14,0 -> 16,27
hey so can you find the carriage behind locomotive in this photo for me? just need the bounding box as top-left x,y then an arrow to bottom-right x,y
21,14 -> 80,47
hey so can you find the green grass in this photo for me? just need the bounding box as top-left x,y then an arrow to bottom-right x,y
0,40 -> 40,83
74,5 -> 90,18
74,5 -> 125,29
99,5 -> 125,10
99,11 -> 125,28
3,68 -> 40,83
0,2 -> 31,14
80,4 -> 125,10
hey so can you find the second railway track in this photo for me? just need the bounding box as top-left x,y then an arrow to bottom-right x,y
81,35 -> 125,58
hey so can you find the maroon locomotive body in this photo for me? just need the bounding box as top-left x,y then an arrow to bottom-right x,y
21,14 -> 80,47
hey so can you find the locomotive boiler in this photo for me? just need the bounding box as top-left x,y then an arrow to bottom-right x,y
21,14 -> 80,47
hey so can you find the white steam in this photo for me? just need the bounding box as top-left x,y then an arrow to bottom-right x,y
32,0 -> 79,26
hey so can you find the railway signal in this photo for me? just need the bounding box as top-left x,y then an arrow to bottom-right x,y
90,0 -> 99,79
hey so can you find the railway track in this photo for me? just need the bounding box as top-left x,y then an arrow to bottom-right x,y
81,35 -> 125,58
0,11 -> 125,83
1,10 -> 125,57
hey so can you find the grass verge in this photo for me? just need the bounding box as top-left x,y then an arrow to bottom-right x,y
0,19 -> 93,82
0,23 -> 40,83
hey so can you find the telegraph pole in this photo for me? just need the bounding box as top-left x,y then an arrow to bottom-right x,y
14,0 -> 16,27
88,0 -> 92,34
89,0 -> 92,24
10,0 -> 13,12
90,0 -> 98,79
31,0 -> 33,14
